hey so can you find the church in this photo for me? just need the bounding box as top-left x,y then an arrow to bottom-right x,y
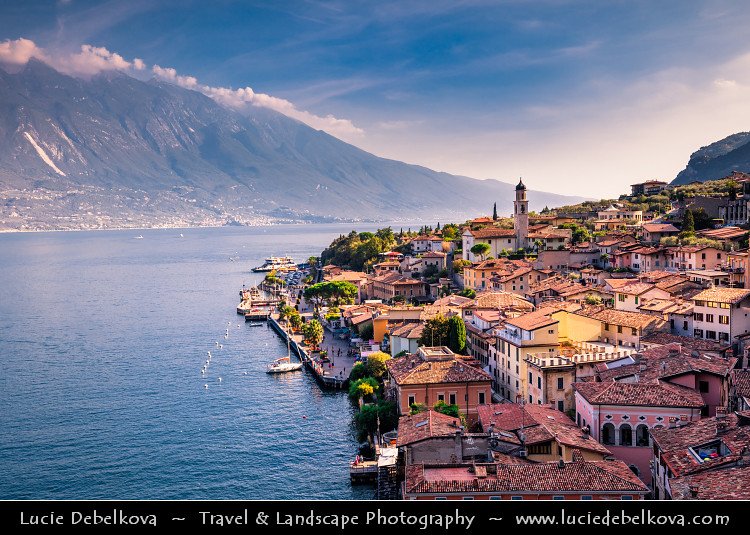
461,178 -> 530,262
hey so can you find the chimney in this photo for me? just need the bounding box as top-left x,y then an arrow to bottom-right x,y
557,459 -> 565,469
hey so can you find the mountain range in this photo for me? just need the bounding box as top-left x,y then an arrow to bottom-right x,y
672,132 -> 750,185
0,60 -> 584,231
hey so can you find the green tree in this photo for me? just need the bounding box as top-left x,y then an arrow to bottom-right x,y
358,322 -> 374,341
410,403 -> 428,415
448,315 -> 467,354
585,294 -> 602,306
348,377 -> 379,401
493,202 -> 498,221
349,362 -> 369,381
366,351 -> 391,378
470,242 -> 491,260
452,259 -> 472,273
433,400 -> 461,419
458,288 -> 476,298
289,311 -> 302,330
682,208 -> 695,235
355,401 -> 398,441
419,315 -> 450,347
302,319 -> 324,347
304,281 -> 359,308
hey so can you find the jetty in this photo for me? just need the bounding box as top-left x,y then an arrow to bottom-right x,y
268,315 -> 347,389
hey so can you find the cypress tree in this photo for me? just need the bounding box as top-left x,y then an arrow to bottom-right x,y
492,202 -> 498,221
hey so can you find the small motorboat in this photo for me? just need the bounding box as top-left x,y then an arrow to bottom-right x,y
248,322 -> 265,327
266,356 -> 303,374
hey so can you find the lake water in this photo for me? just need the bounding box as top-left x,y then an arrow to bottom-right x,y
0,224 -> 388,499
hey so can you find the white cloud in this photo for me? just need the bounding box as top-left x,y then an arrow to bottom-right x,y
152,65 -> 364,140
0,38 -> 46,66
0,38 -> 362,140
714,78 -> 737,89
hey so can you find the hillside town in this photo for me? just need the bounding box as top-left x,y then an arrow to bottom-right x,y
292,174 -> 750,500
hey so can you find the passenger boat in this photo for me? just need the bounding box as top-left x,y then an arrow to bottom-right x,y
252,256 -> 297,272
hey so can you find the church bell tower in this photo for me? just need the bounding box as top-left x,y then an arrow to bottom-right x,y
514,178 -> 528,249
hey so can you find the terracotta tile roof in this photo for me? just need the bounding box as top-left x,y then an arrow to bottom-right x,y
477,404 -> 611,455
576,305 -> 665,329
637,298 -> 692,315
692,287 -> 750,304
463,291 -> 534,311
597,239 -> 627,247
469,228 -> 516,239
386,353 -> 492,385
596,344 -> 736,382
670,465 -> 750,499
640,332 -> 730,353
528,231 -> 569,240
641,270 -> 681,282
404,457 -> 648,495
605,279 -> 657,295
396,410 -> 462,447
328,270 -> 368,282
432,295 -> 472,307
390,322 -> 424,339
733,369 -> 750,399
697,226 -> 748,240
421,251 -> 447,258
574,380 -> 705,408
473,309 -> 503,323
505,309 -> 558,332
642,223 -> 679,233
349,312 -> 373,325
650,413 -> 750,477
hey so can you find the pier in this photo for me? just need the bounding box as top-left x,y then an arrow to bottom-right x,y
268,315 -> 347,389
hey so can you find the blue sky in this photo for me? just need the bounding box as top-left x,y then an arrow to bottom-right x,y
3,0 -> 750,198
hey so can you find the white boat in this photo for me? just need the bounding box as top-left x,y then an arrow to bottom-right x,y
267,321 -> 302,373
266,356 -> 303,374
134,235 -> 144,239
252,256 -> 297,272
248,322 -> 264,327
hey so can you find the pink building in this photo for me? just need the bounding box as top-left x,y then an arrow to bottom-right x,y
573,381 -> 704,484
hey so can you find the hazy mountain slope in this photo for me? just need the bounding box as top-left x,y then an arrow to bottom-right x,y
672,132 -> 750,185
0,60 -> 584,230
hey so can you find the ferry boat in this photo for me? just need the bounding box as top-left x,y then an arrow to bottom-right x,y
252,256 -> 297,272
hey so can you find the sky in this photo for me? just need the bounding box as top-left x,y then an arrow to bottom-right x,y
2,0 -> 750,198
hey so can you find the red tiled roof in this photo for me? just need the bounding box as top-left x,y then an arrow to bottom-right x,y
692,287 -> 750,304
574,380 -> 705,408
670,465 -> 750,500
575,305 -> 665,329
404,457 -> 648,495
386,353 -> 492,385
640,332 -> 730,353
642,223 -> 679,233
650,413 -> 750,477
505,309 -> 558,332
396,410 -> 462,447
469,228 -> 516,239
733,369 -> 750,399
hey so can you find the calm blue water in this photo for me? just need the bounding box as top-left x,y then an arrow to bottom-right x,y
0,224 -> 385,499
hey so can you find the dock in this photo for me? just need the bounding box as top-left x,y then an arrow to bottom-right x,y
267,315 -> 347,389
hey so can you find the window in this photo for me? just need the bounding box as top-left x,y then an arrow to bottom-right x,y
553,496 -> 565,500
719,315 -> 729,325
529,394 -> 533,403
707,301 -> 717,308
528,372 -> 533,383
694,313 -> 704,321
620,424 -> 633,447
408,395 -> 415,406
435,497 -> 447,500
631,328 -> 637,336
604,323 -> 610,331
581,496 -> 593,500
636,424 -> 649,447
478,392 -> 486,405
489,496 -> 502,500
695,300 -> 705,306
706,314 -> 714,323
701,253 -> 706,260
602,423 -> 615,445
699,381 -> 709,393
617,326 -> 622,334
621,495 -> 633,500
719,332 -> 729,341
719,302 -> 731,309
706,330 -> 717,340
511,496 -> 524,500
463,497 -> 474,500
449,393 -> 456,405
683,320 -> 688,330
635,296 -> 639,305
437,393 -> 445,402
618,294 -> 626,302
557,377 -> 564,390
548,329 -> 554,334
694,329 -> 703,338
527,443 -> 552,455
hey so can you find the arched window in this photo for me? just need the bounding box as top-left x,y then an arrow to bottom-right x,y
602,423 -> 615,445
620,424 -> 633,447
636,424 -> 650,447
